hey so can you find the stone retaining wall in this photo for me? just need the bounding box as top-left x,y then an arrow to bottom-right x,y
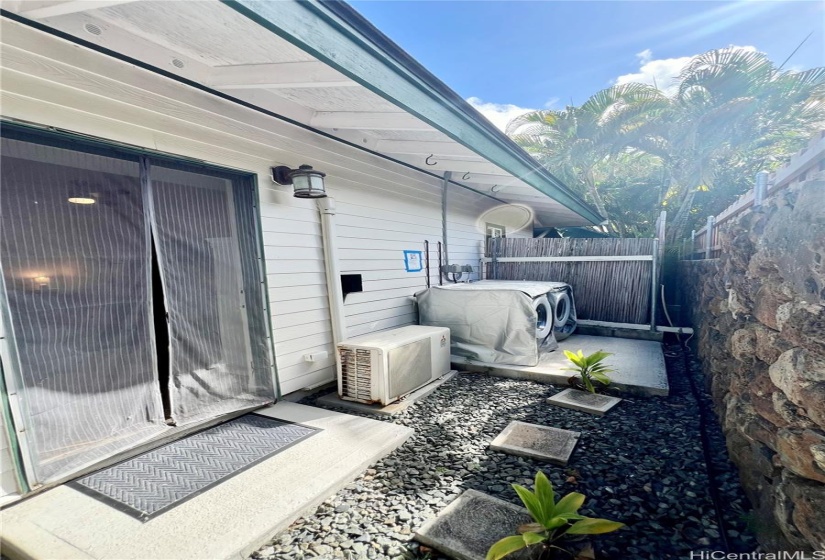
680,173 -> 825,552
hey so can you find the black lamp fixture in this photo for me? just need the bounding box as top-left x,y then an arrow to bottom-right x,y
271,164 -> 327,198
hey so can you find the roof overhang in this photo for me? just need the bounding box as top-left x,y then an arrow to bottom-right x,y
1,0 -> 604,226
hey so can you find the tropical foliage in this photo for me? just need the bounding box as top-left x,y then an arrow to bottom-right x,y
562,350 -> 614,394
507,47 -> 825,242
486,471 -> 623,560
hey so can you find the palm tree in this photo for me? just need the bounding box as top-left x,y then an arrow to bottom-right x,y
508,47 -> 825,242
624,47 -> 825,242
506,83 -> 668,229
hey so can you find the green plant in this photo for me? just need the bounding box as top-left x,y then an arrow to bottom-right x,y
487,472 -> 623,560
562,350 -> 614,393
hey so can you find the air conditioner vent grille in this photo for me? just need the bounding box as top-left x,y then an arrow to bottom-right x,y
339,347 -> 372,401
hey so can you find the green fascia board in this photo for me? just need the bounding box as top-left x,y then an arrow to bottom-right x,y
222,0 -> 604,226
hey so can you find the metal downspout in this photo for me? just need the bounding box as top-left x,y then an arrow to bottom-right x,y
441,171 -> 451,273
318,197 -> 346,366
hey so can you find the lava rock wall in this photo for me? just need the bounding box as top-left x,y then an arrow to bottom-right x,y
680,174 -> 825,552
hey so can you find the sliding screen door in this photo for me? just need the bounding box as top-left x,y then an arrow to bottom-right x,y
148,164 -> 272,425
0,137 -> 166,483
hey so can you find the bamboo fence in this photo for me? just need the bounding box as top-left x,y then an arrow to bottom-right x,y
485,237 -> 655,324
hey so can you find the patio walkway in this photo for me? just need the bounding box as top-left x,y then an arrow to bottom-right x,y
0,402 -> 412,560
455,334 -> 669,395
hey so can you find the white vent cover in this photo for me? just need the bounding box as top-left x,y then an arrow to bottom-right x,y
339,347 -> 372,402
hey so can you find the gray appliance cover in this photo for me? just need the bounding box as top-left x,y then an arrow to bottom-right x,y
430,280 -> 578,341
416,287 -> 558,366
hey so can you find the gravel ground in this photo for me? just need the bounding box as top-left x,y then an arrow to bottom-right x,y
250,342 -> 757,559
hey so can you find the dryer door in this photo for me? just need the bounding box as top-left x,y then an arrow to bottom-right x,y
533,296 -> 554,339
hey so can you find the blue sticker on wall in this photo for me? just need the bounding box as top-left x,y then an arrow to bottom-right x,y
403,250 -> 423,272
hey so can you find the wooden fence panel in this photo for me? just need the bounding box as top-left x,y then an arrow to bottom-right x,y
486,238 -> 654,324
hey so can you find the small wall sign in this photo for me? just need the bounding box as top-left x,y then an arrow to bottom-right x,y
403,250 -> 423,272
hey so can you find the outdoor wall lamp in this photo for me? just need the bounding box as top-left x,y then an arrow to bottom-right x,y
271,164 -> 327,198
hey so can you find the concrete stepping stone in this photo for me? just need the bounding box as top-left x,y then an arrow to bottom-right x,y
489,421 -> 580,466
547,388 -> 622,416
415,489 -> 532,560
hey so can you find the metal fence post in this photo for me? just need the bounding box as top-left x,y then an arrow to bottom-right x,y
650,238 -> 659,331
657,210 -> 666,263
491,236 -> 499,280
754,171 -> 769,209
704,216 -> 714,259
690,230 -> 695,260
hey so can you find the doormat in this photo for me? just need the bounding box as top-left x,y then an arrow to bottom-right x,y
71,413 -> 319,521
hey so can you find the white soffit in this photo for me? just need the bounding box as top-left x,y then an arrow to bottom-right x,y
5,0 -> 594,226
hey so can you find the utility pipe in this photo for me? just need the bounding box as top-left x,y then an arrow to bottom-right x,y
650,238 -> 659,331
318,197 -> 347,355
441,171 -> 451,274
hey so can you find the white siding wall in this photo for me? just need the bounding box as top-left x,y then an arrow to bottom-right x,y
0,19 -> 536,396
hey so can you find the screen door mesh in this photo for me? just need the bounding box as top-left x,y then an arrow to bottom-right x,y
1,133 -> 274,485
148,164 -> 272,426
0,138 -> 166,483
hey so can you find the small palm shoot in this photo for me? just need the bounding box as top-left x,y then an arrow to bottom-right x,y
486,472 -> 623,560
562,350 -> 614,393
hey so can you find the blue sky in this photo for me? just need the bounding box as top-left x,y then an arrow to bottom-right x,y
350,1 -> 825,129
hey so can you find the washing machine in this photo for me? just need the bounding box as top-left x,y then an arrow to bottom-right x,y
416,280 -> 578,366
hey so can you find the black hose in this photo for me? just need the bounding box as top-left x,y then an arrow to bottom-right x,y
437,242 -> 443,286
679,339 -> 732,554
424,240 -> 430,289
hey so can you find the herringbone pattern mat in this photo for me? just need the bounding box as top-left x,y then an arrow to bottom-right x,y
72,414 -> 318,520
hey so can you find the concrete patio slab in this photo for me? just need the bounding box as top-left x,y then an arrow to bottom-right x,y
547,388 -> 622,416
316,370 -> 458,416
454,334 -> 668,396
415,489 -> 532,560
489,421 -> 580,466
0,402 -> 413,560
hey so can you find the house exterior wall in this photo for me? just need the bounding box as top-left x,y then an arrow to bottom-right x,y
0,19 -> 530,396
272,173 -> 531,394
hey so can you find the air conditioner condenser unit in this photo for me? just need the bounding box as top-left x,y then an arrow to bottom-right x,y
337,325 -> 451,406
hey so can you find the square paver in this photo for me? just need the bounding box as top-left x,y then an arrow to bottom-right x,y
415,489 -> 532,560
489,421 -> 580,465
546,388 -> 622,416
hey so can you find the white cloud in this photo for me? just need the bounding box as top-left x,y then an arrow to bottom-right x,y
466,96 -> 537,132
637,49 -> 653,65
614,46 -> 758,95
614,49 -> 692,95
543,97 -> 561,109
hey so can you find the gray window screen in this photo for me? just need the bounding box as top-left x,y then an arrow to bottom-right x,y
0,137 -> 166,483
148,164 -> 272,425
1,132 -> 274,485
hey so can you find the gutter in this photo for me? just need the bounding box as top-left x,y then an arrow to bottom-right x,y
224,0 -> 605,226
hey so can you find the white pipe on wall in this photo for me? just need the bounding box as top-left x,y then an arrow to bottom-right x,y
441,171 -> 451,270
318,197 -> 347,350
